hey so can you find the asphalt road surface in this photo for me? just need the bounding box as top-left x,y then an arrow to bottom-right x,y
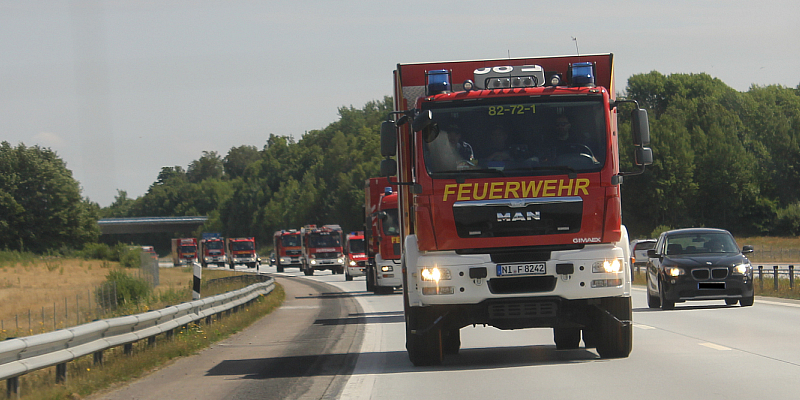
97,264 -> 800,399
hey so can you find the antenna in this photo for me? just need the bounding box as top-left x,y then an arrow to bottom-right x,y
571,36 -> 580,56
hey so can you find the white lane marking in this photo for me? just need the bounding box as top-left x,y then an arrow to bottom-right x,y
280,306 -> 321,310
634,324 -> 656,330
755,299 -> 800,308
699,342 -> 731,351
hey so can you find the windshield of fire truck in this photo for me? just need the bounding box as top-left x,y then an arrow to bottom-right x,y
180,245 -> 196,253
281,235 -> 301,247
205,241 -> 223,250
381,209 -> 399,236
421,97 -> 606,178
231,241 -> 254,251
309,233 -> 341,247
348,238 -> 365,253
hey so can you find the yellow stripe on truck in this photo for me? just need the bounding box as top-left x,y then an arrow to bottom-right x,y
442,179 -> 590,202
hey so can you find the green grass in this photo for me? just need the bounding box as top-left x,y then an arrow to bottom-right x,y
12,284 -> 285,400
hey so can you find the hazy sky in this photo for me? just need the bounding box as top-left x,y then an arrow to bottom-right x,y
2,1 -> 799,207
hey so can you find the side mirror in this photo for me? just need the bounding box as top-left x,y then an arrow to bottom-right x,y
635,146 -> 653,166
378,211 -> 388,220
380,158 -> 397,177
742,245 -> 754,254
647,249 -> 657,258
380,121 -> 396,157
631,108 -> 650,146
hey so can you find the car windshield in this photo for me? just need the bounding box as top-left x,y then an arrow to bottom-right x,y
634,241 -> 656,251
281,235 -> 301,247
231,241 -> 254,251
382,209 -> 400,236
180,245 -> 196,253
664,232 -> 738,255
421,97 -> 606,178
205,241 -> 223,250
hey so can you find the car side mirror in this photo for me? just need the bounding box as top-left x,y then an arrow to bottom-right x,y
742,245 -> 754,254
647,249 -> 657,258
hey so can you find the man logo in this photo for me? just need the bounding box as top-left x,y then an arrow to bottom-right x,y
497,211 -> 541,222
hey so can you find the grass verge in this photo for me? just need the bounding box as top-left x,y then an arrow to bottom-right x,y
13,283 -> 285,400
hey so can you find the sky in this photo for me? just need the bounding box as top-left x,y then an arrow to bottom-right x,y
2,1 -> 799,207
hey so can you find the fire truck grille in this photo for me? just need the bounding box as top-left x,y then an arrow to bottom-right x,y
453,198 -> 582,238
488,276 -> 557,294
488,301 -> 558,319
286,250 -> 301,256
316,252 -> 338,259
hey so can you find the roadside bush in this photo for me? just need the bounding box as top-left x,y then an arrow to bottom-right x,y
775,202 -> 800,236
98,268 -> 151,306
649,225 -> 673,239
118,246 -> 142,268
79,243 -> 115,260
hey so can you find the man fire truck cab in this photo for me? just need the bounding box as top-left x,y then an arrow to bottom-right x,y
380,54 -> 652,366
273,229 -> 303,273
225,237 -> 259,270
199,233 -> 226,268
365,177 -> 402,294
344,231 -> 367,281
301,224 -> 345,276
171,238 -> 198,266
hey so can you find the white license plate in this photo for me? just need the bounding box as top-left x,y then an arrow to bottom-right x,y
497,263 -> 546,276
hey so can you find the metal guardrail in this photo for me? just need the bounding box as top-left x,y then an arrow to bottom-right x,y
0,276 -> 275,397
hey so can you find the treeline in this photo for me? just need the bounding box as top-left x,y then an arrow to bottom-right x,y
619,72 -> 800,238
99,98 -> 391,252
4,73 -> 800,255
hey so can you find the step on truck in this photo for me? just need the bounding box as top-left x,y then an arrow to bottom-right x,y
365,177 -> 402,294
380,54 -> 652,365
225,237 -> 259,269
274,229 -> 303,272
301,224 -> 345,276
171,237 -> 198,267
344,231 -> 367,281
200,233 -> 227,268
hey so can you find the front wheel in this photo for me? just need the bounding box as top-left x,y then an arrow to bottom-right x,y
345,271 -> 353,281
595,297 -> 632,359
405,307 -> 443,366
553,327 -> 581,350
740,295 -> 754,307
659,279 -> 675,310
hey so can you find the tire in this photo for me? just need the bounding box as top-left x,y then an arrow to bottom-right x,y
366,268 -> 374,292
740,295 -> 754,307
725,298 -> 739,306
595,297 -> 633,359
553,327 -> 581,350
659,279 -> 675,310
277,263 -> 284,273
582,328 -> 598,349
442,328 -> 461,355
405,307 -> 443,366
646,274 -> 661,308
345,271 -> 353,281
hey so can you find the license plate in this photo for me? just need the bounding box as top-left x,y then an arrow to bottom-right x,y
497,263 -> 546,276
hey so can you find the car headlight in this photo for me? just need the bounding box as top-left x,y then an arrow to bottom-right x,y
733,263 -> 751,275
338,257 -> 345,264
349,260 -> 357,266
665,266 -> 685,277
592,259 -> 622,273
381,265 -> 393,272
420,267 -> 451,282
310,259 -> 317,265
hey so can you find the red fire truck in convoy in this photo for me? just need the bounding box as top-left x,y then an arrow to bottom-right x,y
365,177 -> 401,294
273,229 -> 303,272
344,231 -> 367,281
301,224 -> 345,276
225,237 -> 259,269
380,54 -> 652,365
171,238 -> 198,266
199,233 -> 227,268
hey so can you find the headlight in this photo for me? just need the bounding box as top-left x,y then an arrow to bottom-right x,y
381,265 -> 393,272
349,260 -> 357,266
338,257 -> 345,264
733,263 -> 751,275
665,266 -> 685,277
420,267 -> 451,282
592,259 -> 622,273
310,259 -> 317,265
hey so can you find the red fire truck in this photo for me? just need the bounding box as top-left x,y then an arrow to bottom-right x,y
344,231 -> 367,281
301,224 -> 345,276
171,238 -> 198,266
365,177 -> 401,294
273,229 -> 303,272
199,233 -> 227,268
225,237 -> 259,269
380,54 -> 652,365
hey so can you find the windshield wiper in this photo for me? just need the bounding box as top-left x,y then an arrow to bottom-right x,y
504,165 -> 578,179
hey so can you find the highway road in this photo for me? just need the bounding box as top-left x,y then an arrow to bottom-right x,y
99,263 -> 800,399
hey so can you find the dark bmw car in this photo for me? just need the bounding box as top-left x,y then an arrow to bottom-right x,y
646,228 -> 754,309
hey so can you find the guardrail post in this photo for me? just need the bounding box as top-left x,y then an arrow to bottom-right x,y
124,343 -> 133,355
758,266 -> 763,290
7,377 -> 19,399
55,363 -> 67,384
774,266 -> 779,291
166,328 -> 174,340
94,350 -> 104,366
790,265 -> 794,289
147,336 -> 156,347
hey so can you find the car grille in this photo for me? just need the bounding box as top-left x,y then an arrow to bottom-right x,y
692,268 -> 729,280
286,250 -> 301,256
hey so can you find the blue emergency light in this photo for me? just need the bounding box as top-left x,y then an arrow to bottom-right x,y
384,187 -> 393,195
570,62 -> 595,87
426,69 -> 451,95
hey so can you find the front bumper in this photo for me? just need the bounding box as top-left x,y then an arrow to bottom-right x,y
661,273 -> 754,302
310,259 -> 344,270
346,262 -> 367,277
